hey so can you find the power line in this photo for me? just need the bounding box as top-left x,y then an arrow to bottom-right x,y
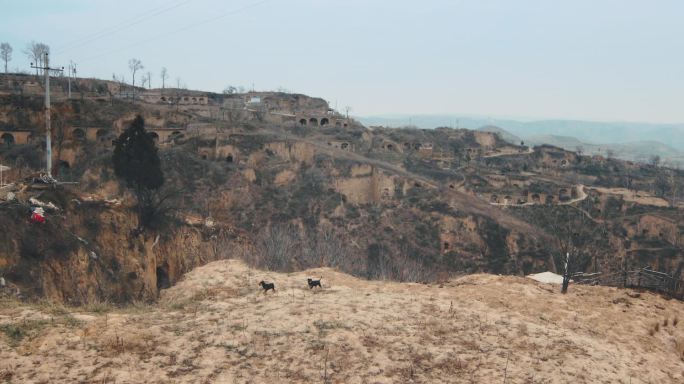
54,0 -> 194,55
77,0 -> 271,64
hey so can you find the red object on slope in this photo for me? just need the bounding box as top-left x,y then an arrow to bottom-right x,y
30,212 -> 45,224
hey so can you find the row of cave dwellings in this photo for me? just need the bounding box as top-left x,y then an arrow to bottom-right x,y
298,117 -> 349,128
1,127 -> 112,146
488,187 -> 576,205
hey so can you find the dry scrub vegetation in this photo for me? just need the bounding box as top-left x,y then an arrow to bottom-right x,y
2,259 -> 684,383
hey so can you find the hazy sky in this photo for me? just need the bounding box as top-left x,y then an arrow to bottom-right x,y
2,0 -> 683,123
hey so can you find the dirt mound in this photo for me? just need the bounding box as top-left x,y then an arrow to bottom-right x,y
1,259 -> 684,383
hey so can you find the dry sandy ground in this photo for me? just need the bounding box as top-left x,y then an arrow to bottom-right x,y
2,259 -> 684,383
591,187 -> 671,207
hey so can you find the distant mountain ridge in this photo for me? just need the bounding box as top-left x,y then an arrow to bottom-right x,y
360,114 -> 684,163
475,126 -> 683,163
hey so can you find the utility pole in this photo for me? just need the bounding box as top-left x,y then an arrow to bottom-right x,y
31,53 -> 63,178
67,61 -> 76,99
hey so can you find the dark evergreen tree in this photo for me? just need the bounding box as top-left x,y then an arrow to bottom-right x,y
113,115 -> 164,229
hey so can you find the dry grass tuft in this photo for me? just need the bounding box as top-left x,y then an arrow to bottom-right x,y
0,319 -> 50,347
0,367 -> 14,381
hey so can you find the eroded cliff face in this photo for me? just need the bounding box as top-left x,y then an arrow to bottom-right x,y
0,193 -> 236,304
333,166 -> 398,205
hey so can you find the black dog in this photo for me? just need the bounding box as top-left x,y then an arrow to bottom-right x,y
307,278 -> 322,289
259,281 -> 275,293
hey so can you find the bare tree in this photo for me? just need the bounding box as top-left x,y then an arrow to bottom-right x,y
529,206 -> 607,293
649,155 -> 661,168
145,71 -> 152,89
113,74 -> 126,97
160,67 -> 168,93
24,41 -> 49,75
128,58 -> 143,94
344,106 -> 352,119
254,224 -> 300,271
0,43 -> 11,74
668,163 -> 680,207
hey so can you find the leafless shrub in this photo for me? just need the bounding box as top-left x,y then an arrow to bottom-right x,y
0,366 -> 14,381
253,223 -> 300,271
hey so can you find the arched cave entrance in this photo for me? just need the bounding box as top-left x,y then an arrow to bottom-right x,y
226,154 -> 234,163
309,118 -> 318,126
320,118 -> 329,126
299,119 -> 307,126
96,129 -> 109,142
156,267 -> 170,290
1,133 -> 15,147
72,128 -> 86,140
57,160 -> 70,178
148,132 -> 160,143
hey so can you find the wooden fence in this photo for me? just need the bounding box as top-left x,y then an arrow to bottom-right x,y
573,268 -> 684,299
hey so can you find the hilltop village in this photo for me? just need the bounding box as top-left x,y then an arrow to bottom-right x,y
0,73 -> 682,304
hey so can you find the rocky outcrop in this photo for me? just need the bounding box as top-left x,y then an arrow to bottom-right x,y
333,166 -> 397,204
0,193 -> 235,304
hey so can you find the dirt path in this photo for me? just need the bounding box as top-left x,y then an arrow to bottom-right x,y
482,146 -> 534,158
559,184 -> 588,205
488,184 -> 588,208
591,187 -> 670,207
